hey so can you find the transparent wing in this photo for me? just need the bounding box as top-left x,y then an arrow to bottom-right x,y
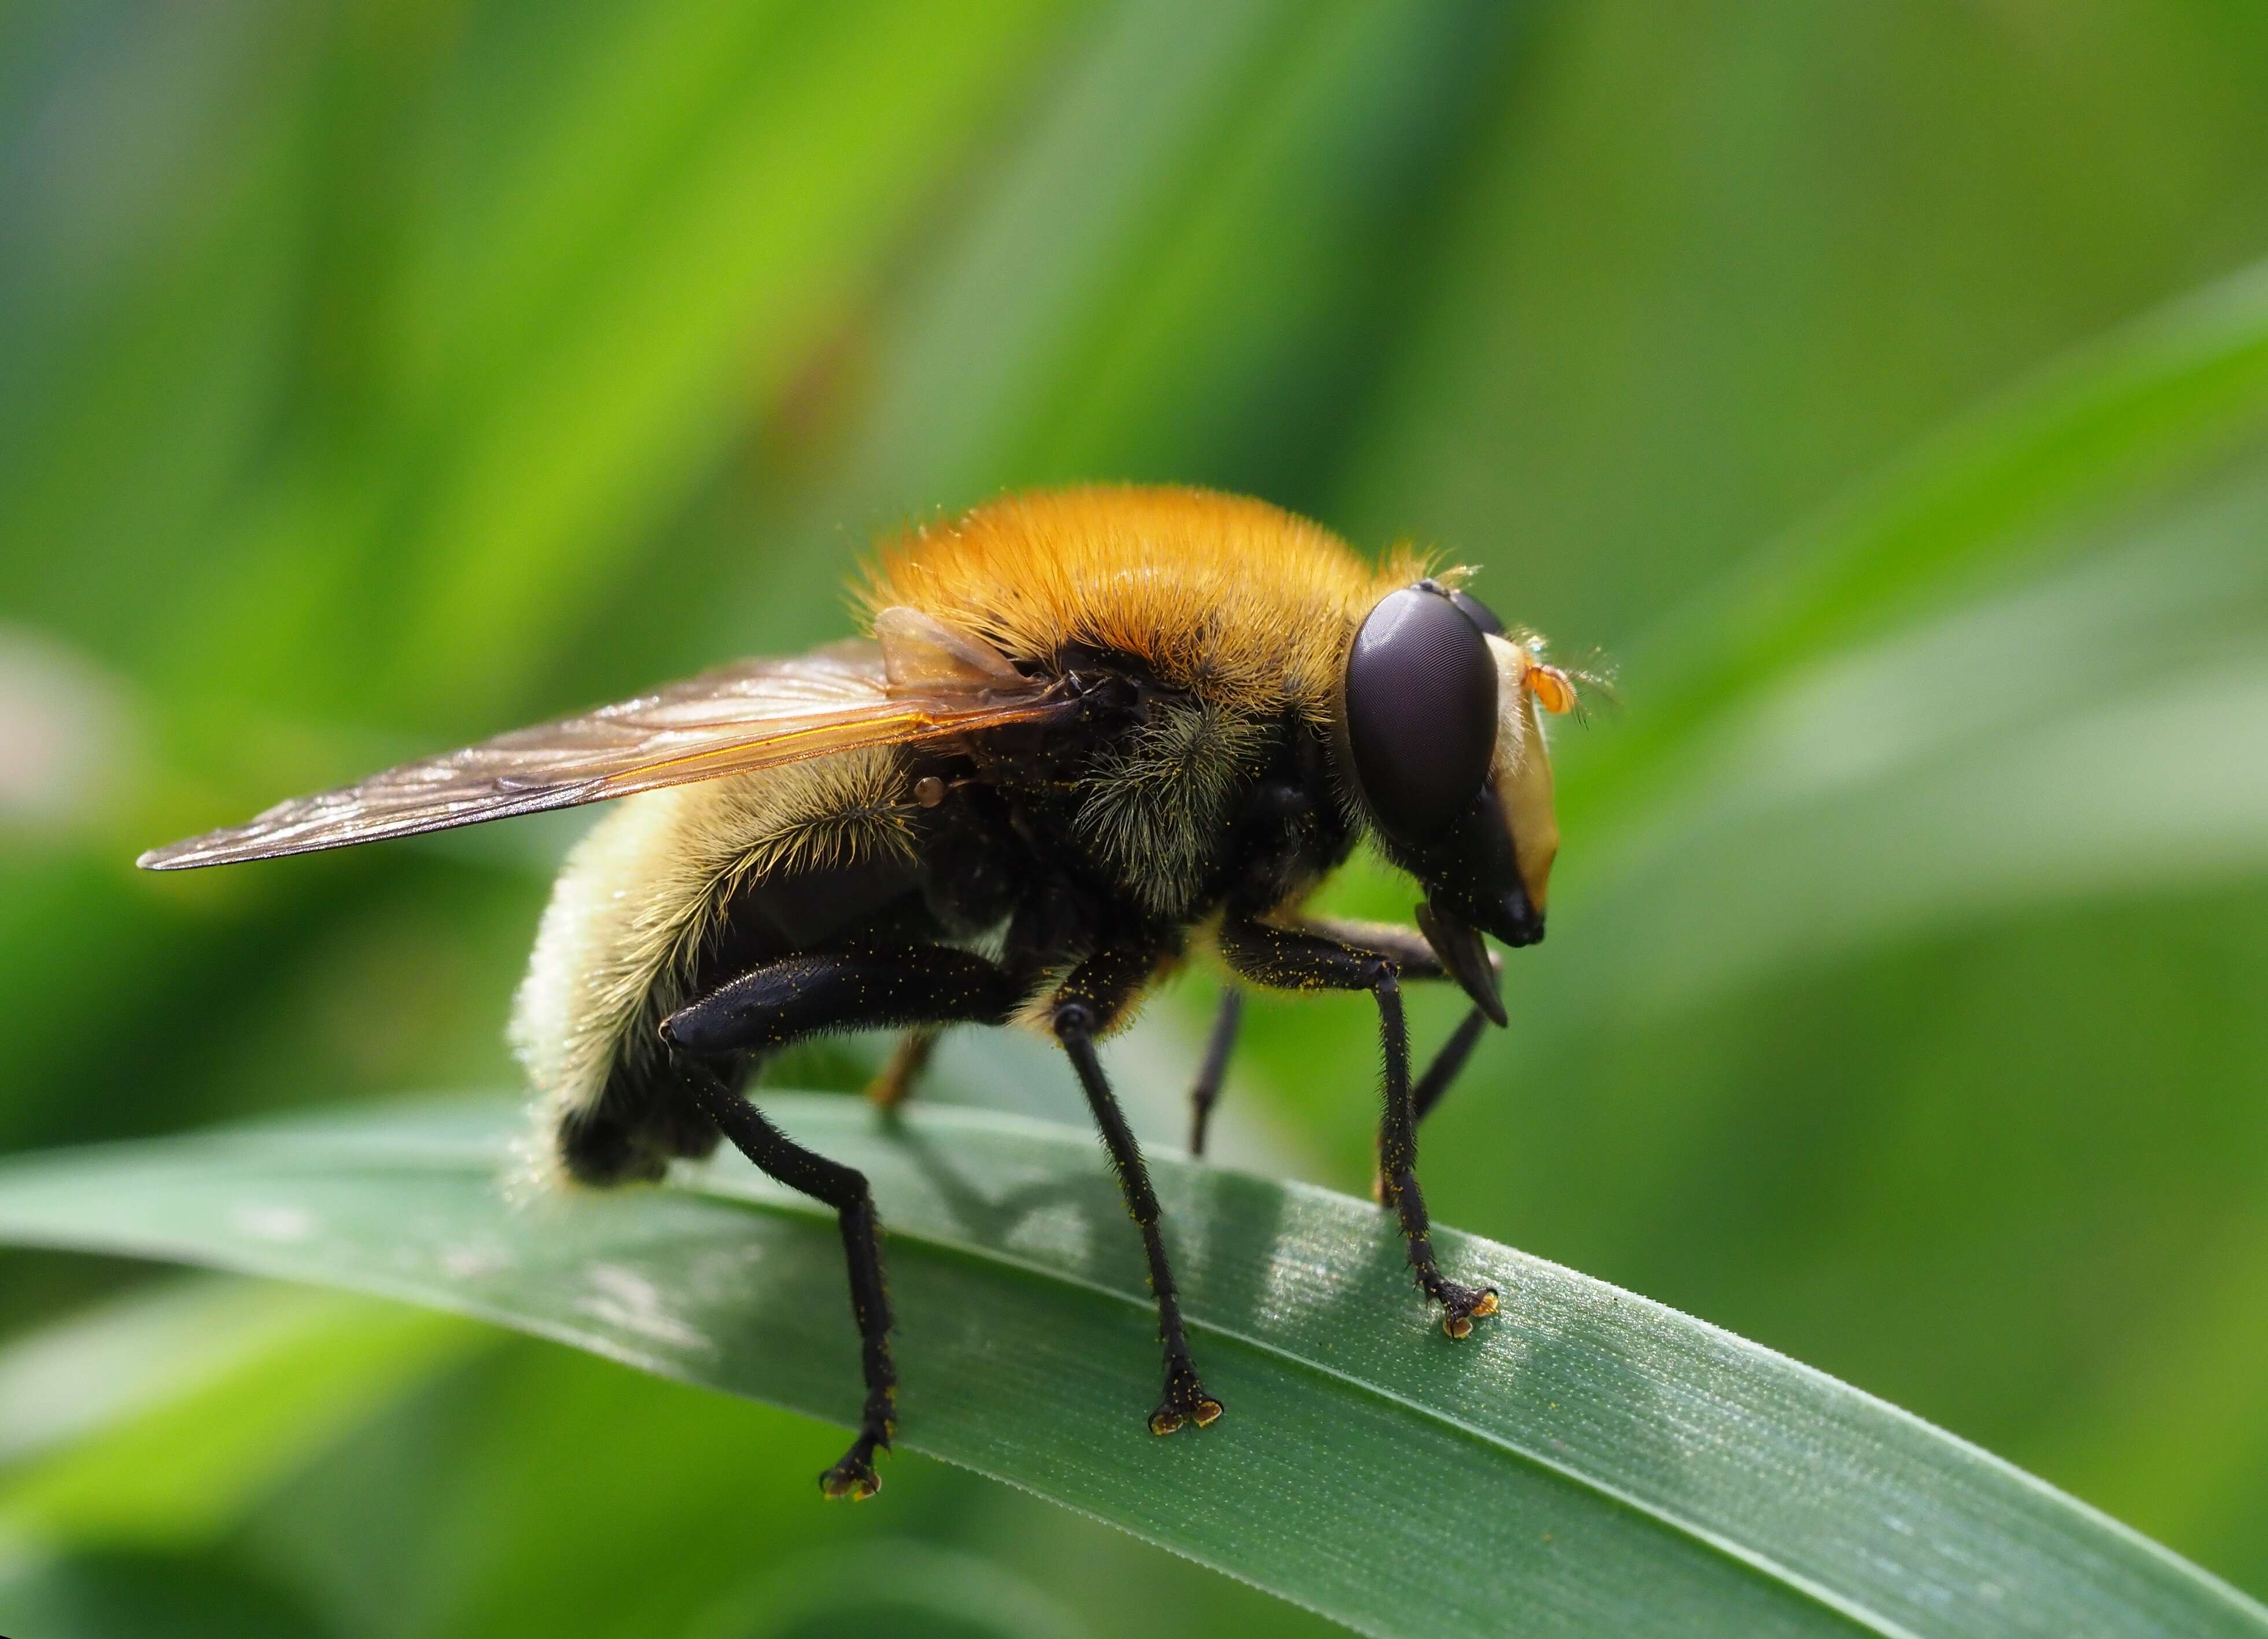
139,626 -> 1070,870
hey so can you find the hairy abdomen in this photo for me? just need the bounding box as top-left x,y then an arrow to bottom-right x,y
511,747 -> 919,1186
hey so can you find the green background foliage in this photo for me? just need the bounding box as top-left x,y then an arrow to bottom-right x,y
2,2 -> 2266,1634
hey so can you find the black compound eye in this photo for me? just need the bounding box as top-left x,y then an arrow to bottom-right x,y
1448,588 -> 1503,636
1344,585 -> 1500,843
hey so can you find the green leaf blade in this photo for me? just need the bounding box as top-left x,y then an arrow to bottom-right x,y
0,1097 -> 2256,1639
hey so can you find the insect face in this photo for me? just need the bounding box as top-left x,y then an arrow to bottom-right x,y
1341,581 -> 1567,1020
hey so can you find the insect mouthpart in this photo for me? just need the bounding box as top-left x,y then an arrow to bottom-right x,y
1416,901 -> 1507,1026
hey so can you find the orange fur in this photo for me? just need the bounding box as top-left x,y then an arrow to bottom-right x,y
861,486 -> 1433,718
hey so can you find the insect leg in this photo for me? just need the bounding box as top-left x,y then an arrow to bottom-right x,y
1187,987 -> 1242,1157
1215,917 -> 1499,1339
664,948 -> 1017,1056
1412,1006 -> 1490,1126
863,1029 -> 937,1110
1049,945 -> 1224,1436
1288,917 -> 1448,973
1294,918 -> 1496,1129
673,1062 -> 898,1500
660,946 -> 1021,1500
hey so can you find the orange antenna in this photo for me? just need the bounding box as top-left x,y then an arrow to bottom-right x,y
1527,661 -> 1578,716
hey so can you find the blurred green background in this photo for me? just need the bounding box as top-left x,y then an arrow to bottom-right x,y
4,1 -> 2268,1634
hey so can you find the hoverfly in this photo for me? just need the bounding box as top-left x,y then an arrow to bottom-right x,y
141,486 -> 1581,1499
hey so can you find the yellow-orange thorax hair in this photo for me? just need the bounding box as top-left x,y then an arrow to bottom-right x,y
861,486 -> 1430,718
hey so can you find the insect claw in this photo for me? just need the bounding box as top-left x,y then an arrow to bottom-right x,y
820,1460 -> 881,1501
1433,1280 -> 1500,1340
819,1436 -> 884,1500
1150,1373 -> 1225,1435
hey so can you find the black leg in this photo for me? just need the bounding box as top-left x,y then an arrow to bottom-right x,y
1187,987 -> 1242,1157
677,1061 -> 897,1498
1299,918 -> 1499,1130
658,945 -> 1022,1498
1217,916 -> 1499,1337
664,947 -> 1017,1055
1412,1006 -> 1490,1126
1050,944 -> 1223,1436
1368,1008 -> 1492,1203
1293,917 -> 1449,975
1369,971 -> 1498,1335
